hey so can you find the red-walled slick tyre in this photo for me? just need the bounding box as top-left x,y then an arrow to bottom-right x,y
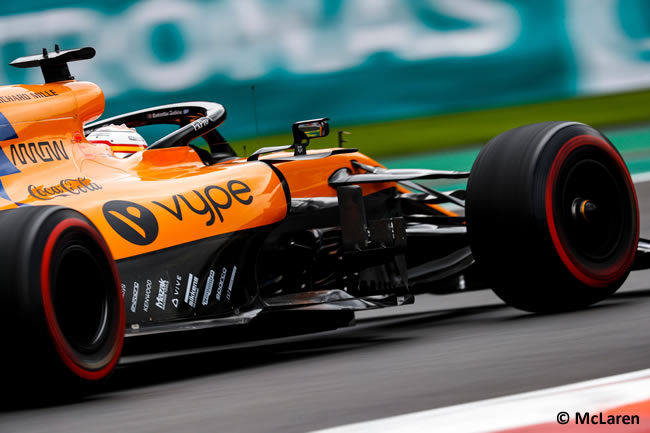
0,206 -> 124,389
466,122 -> 639,312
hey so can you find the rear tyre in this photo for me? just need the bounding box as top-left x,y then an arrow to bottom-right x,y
0,206 -> 124,391
466,122 -> 639,312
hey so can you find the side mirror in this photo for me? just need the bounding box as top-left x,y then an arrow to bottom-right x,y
292,117 -> 330,155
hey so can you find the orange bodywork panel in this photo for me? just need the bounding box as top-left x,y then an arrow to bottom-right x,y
257,150 -> 456,216
259,150 -> 395,198
0,82 -> 290,260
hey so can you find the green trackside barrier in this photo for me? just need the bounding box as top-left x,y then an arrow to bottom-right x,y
1,0 -> 649,153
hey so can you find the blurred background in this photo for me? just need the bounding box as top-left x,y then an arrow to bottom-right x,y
2,0 -> 650,159
2,4 -> 650,432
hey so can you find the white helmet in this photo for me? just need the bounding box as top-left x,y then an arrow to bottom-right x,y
87,124 -> 147,158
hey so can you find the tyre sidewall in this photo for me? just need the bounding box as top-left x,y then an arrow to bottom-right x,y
0,206 -> 124,385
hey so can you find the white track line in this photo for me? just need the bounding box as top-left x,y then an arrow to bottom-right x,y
311,368 -> 650,433
632,171 -> 650,184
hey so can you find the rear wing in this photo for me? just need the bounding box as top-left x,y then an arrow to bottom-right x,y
9,45 -> 95,83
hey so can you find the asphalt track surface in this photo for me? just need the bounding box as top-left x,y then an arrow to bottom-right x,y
2,167 -> 650,433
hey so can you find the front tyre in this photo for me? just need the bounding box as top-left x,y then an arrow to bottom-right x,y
0,206 -> 124,388
466,122 -> 638,312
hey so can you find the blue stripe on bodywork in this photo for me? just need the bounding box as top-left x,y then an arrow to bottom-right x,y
0,112 -> 17,142
0,148 -> 19,178
0,112 -> 20,201
0,149 -> 19,201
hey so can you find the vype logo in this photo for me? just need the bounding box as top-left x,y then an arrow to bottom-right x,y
103,200 -> 159,246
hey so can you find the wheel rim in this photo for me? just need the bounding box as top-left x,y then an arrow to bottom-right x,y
52,242 -> 112,354
545,135 -> 638,287
561,160 -> 624,261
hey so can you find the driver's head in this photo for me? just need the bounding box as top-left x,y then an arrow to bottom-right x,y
87,124 -> 147,158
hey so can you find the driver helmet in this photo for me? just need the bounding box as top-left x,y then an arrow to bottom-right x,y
87,124 -> 147,158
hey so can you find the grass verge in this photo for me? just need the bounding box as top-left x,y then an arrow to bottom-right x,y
230,89 -> 650,158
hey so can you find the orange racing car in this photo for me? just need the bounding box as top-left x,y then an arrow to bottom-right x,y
1,47 -> 648,390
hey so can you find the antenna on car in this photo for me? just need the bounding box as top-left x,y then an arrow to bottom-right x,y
338,130 -> 351,148
250,85 -> 261,158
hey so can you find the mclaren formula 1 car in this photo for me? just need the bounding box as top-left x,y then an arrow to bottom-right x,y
1,47 -> 649,388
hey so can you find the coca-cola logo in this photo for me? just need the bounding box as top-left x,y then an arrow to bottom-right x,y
28,177 -> 102,200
